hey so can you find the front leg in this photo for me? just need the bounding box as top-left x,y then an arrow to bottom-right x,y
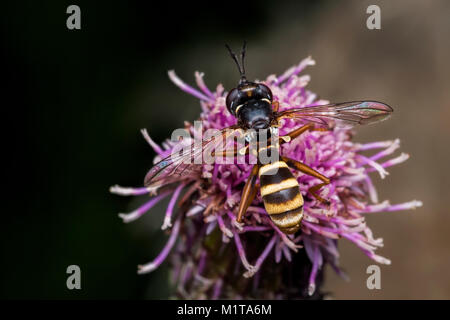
279,123 -> 329,145
236,164 -> 260,222
211,149 -> 238,158
282,156 -> 330,204
272,100 -> 280,113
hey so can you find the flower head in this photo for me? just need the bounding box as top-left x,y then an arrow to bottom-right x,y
111,56 -> 422,299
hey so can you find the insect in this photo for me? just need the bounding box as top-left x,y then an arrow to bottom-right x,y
144,42 -> 393,234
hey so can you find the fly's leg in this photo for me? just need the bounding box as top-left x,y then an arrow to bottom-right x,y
279,123 -> 329,145
236,165 -> 260,222
211,149 -> 238,157
272,101 -> 280,113
282,156 -> 330,205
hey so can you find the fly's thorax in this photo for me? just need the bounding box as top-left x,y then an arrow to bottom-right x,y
244,126 -> 280,165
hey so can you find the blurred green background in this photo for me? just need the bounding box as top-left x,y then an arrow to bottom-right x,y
2,0 -> 449,299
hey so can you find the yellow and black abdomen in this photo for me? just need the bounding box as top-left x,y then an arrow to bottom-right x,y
259,161 -> 304,234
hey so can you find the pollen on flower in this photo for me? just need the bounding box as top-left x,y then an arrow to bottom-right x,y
111,56 -> 421,299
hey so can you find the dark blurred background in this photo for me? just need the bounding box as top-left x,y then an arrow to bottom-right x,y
2,0 -> 449,299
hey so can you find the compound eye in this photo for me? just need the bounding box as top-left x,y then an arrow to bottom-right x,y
226,88 -> 239,114
257,84 -> 273,101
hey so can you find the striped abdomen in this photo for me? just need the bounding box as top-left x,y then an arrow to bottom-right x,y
259,161 -> 304,234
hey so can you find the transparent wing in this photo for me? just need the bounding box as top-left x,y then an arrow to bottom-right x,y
276,101 -> 393,129
144,125 -> 241,187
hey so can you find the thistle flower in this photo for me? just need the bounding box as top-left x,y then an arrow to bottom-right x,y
110,56 -> 422,299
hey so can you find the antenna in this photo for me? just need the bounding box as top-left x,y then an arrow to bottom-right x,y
240,41 -> 247,78
225,42 -> 247,84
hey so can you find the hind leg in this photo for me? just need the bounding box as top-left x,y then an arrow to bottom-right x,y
282,156 -> 330,204
236,165 -> 260,222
